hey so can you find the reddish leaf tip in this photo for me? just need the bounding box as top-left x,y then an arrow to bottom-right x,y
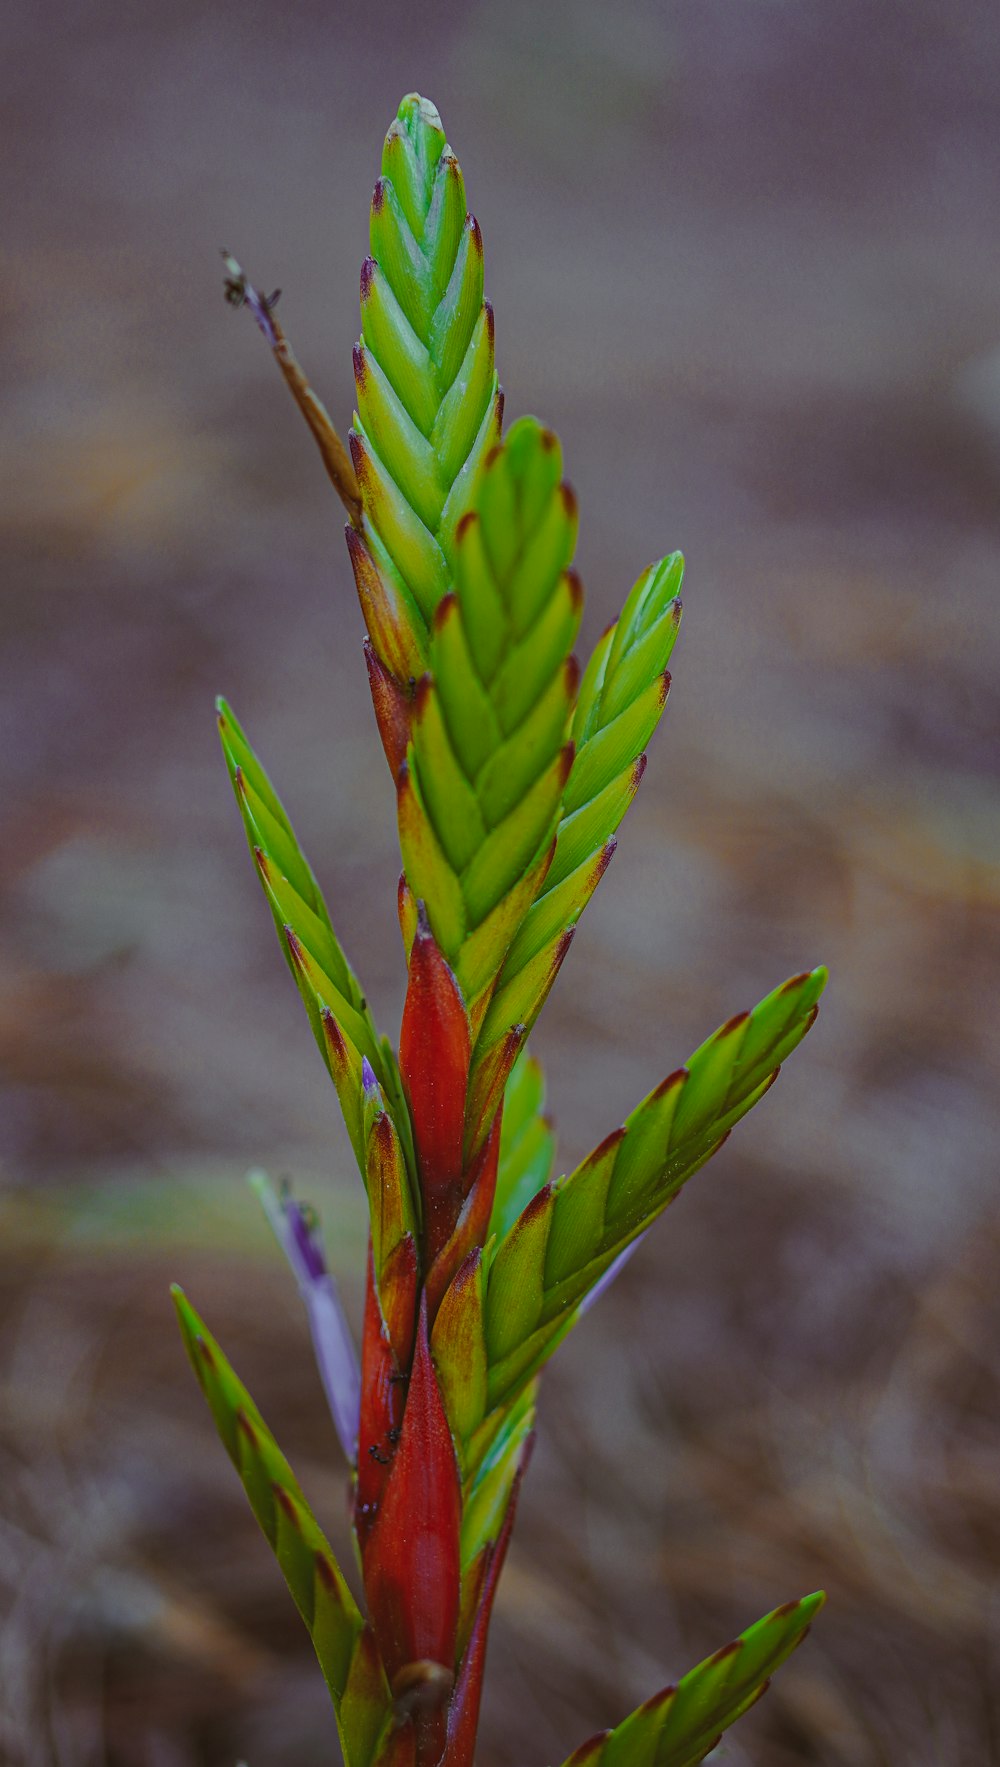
709,1639 -> 742,1665
272,1482 -> 301,1529
235,1406 -> 259,1448
315,1551 -> 338,1591
654,1065 -> 688,1100
566,567 -> 584,611
780,971 -> 812,994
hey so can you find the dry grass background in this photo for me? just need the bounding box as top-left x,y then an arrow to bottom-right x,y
2,0 -> 1000,1761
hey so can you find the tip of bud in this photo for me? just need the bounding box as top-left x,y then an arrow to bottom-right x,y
361,1055 -> 379,1094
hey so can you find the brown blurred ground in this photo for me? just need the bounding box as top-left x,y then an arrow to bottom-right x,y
2,1 -> 1000,1762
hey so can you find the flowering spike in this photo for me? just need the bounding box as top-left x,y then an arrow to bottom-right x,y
183,87 -> 830,1767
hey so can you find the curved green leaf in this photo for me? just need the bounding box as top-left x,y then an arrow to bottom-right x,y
217,697 -> 412,1173
484,967 -> 828,1411
560,1593 -> 825,1767
172,1287 -> 395,1767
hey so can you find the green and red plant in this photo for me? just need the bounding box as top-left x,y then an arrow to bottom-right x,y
175,92 -> 828,1767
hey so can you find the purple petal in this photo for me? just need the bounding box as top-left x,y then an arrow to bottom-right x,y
249,1170 -> 361,1460
577,1233 -> 647,1319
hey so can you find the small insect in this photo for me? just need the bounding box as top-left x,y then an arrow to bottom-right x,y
368,1444 -> 390,1465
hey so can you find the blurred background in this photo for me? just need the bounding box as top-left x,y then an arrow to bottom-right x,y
3,0 -> 1000,1761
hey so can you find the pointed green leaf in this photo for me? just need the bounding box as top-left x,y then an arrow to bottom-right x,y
484,969 -> 827,1410
559,1593 -> 824,1767
172,1288 -> 394,1766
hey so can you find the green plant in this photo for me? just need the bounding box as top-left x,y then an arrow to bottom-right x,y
176,92 -> 827,1767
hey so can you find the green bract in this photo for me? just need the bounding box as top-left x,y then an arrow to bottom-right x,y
175,91 -> 830,1767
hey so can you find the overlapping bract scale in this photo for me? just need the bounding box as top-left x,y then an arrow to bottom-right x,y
348,91 -> 503,758
467,552 -> 682,1153
399,416 -> 581,1030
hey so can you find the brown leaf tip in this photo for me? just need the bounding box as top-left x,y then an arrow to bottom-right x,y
560,482 -> 578,521
709,1639 -> 742,1665
592,1125 -> 628,1163
412,672 -> 433,718
745,1676 -> 772,1712
654,1065 -> 688,1100
640,1683 -> 676,1717
320,1007 -> 347,1059
779,971 -> 812,994
195,1334 -> 216,1372
371,178 -> 387,216
353,342 -> 367,386
565,567 -> 584,612
235,1406 -> 259,1449
315,1551 -> 339,1592
360,256 -> 377,301
714,1009 -> 750,1042
272,1482 -> 302,1529
348,430 -> 369,478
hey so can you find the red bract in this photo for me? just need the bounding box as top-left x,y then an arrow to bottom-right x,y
362,1300 -> 461,1706
399,910 -> 471,1264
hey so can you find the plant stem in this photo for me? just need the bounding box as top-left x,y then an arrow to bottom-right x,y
222,249 -> 363,527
